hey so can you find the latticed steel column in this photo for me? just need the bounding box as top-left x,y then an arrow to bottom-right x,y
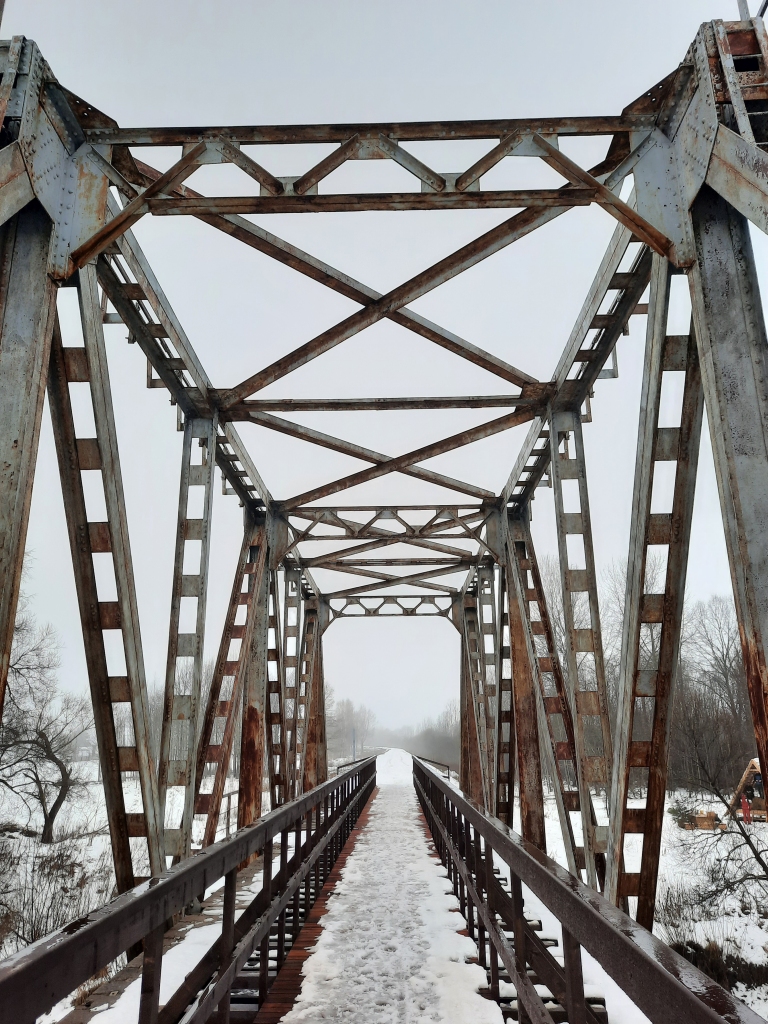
459,631 -> 484,805
606,254 -> 703,923
293,602 -> 319,798
266,571 -> 288,810
549,407 -> 613,889
78,265 -> 164,879
158,415 -> 217,865
462,593 -> 494,812
495,569 -> 515,825
303,629 -> 327,792
48,317 -> 135,893
199,517 -> 268,846
282,567 -> 302,800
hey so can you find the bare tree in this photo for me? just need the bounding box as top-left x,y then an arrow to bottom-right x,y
1,589 -> 92,843
0,676 -> 92,843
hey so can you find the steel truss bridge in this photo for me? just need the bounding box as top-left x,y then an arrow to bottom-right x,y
1,8 -> 768,1024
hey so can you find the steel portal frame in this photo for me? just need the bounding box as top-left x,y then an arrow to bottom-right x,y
2,15 -> 768,927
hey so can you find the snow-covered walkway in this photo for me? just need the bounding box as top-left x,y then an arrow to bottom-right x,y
281,748 -> 502,1024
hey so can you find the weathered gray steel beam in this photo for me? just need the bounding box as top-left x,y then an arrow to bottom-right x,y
0,202 -> 55,716
221,207 -> 567,407
158,415 -> 217,864
83,115 -> 654,147
606,256 -> 703,924
689,185 -> 768,817
0,142 -> 35,229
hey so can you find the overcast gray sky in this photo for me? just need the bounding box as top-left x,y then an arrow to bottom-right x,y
6,0 -> 757,728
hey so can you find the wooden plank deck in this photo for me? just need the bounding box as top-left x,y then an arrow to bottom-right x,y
253,786 -> 379,1024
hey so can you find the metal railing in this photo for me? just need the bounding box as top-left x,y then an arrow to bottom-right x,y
0,757 -> 377,1024
413,757 -> 762,1024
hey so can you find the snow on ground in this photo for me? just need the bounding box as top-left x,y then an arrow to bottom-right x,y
282,748 -> 502,1024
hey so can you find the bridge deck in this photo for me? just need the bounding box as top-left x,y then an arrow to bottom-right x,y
258,748 -> 500,1024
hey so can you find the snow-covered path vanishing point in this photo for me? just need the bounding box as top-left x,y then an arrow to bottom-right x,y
281,748 -> 503,1024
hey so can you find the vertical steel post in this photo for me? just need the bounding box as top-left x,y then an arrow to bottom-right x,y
462,594 -> 493,812
193,521 -> 253,822
607,255 -> 703,924
266,570 -> 288,809
158,415 -> 216,863
238,540 -> 270,829
294,603 -> 319,798
282,567 -> 302,800
459,630 -> 485,805
549,407 -> 613,888
0,203 -> 56,716
202,518 -> 268,845
303,630 -> 327,792
507,516 -> 582,876
504,541 -> 547,851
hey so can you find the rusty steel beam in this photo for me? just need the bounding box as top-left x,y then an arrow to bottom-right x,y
220,207 -> 567,407
229,395 -> 541,413
247,409 -> 495,501
148,188 -> 597,216
277,408 -> 534,511
127,159 -> 542,392
83,115 -> 654,147
323,563 -> 470,599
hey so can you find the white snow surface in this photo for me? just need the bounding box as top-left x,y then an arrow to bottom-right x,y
281,748 -> 502,1024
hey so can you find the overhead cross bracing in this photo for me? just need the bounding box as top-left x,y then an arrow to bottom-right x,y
4,12 -> 768,1020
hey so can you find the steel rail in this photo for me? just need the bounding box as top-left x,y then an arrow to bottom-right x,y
0,758 -> 377,1024
414,758 -> 763,1024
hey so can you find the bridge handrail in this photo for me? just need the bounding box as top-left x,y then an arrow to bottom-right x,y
0,756 -> 377,1024
413,757 -> 761,1024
